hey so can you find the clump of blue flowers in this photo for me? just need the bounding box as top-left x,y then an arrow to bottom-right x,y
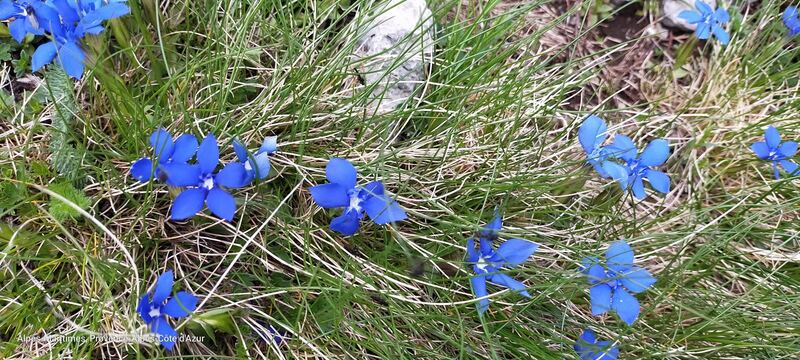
679,0 -> 730,45
574,329 -> 619,360
465,212 -> 538,315
309,158 -> 407,236
785,6 -> 800,36
0,0 -> 129,79
581,240 -> 656,326
131,129 -> 278,222
137,271 -> 199,350
751,126 -> 798,179
579,116 -> 671,200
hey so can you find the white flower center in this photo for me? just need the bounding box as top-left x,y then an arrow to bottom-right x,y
148,306 -> 161,318
476,256 -> 489,272
348,194 -> 362,212
244,161 -> 253,172
202,176 -> 215,190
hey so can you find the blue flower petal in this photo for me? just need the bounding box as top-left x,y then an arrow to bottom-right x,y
206,187 -> 237,221
751,141 -> 770,159
170,188 -> 207,221
326,158 -> 357,189
8,18 -> 27,43
152,271 -> 174,304
765,126 -> 781,149
615,265 -> 656,293
149,129 -> 174,162
601,162 -> 629,190
471,275 -> 490,315
488,273 -> 530,298
491,238 -> 538,267
780,160 -> 799,176
586,263 -> 607,285
645,169 -> 670,194
251,152 -> 271,180
483,210 -> 503,234
162,291 -> 198,319
612,287 -> 640,326
479,237 -> 493,255
696,22 -> 711,39
161,163 -> 201,187
714,8 -> 729,23
607,135 -> 637,161
216,163 -> 249,188
52,0 -> 79,24
578,115 -> 607,154
171,134 -> 198,163
0,1 -> 16,20
136,294 -> 153,324
578,328 -> 596,348
361,181 -> 385,197
32,41 -> 58,72
785,6 -> 799,23
590,284 -> 612,315
712,25 -> 729,45
79,3 -> 130,30
330,210 -> 361,236
631,176 -> 646,199
131,158 -> 154,182
197,133 -> 220,174
58,41 -> 86,79
695,0 -> 712,15
678,10 -> 702,24
152,317 -> 178,350
606,240 -> 634,267
363,194 -> 407,225
778,141 -> 798,158
309,183 -> 350,208
259,136 -> 278,154
232,139 -> 248,162
639,139 -> 669,166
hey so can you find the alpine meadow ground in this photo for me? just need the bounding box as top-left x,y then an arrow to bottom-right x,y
1,0 -> 800,359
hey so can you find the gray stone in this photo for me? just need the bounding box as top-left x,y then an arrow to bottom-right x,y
662,0 -> 716,31
353,0 -> 434,114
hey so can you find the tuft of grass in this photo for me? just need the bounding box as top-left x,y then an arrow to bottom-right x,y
1,0 -> 800,359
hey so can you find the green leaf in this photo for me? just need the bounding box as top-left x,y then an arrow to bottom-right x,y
47,181 -> 91,222
0,43 -> 12,62
188,308 -> 237,335
0,181 -> 26,215
43,68 -> 84,185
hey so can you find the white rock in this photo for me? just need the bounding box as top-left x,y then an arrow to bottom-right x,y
353,0 -> 434,114
662,0 -> 716,31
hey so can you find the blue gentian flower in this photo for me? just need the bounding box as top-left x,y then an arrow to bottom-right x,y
785,6 -> 800,36
578,115 -> 612,177
603,135 -> 671,200
232,136 -> 278,184
751,126 -> 798,179
309,158 -> 407,236
581,240 -> 656,326
466,213 -> 538,315
574,329 -> 619,360
131,128 -> 198,182
137,271 -> 198,350
160,134 -> 249,222
0,0 -> 56,42
679,0 -> 730,45
30,0 -> 129,78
